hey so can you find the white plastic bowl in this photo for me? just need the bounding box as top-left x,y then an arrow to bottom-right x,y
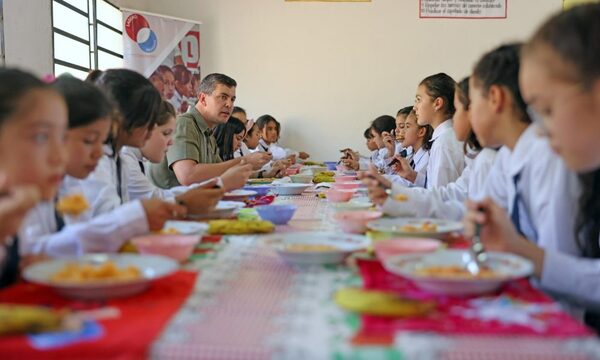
262,232 -> 370,265
270,183 -> 312,195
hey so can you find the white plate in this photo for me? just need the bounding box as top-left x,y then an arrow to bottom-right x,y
383,250 -> 534,296
188,201 -> 245,220
223,189 -> 257,200
262,231 -> 370,265
23,254 -> 179,300
330,201 -> 373,212
162,220 -> 209,235
367,217 -> 463,238
270,183 -> 312,195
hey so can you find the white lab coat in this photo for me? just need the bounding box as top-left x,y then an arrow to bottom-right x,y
425,120 -> 465,188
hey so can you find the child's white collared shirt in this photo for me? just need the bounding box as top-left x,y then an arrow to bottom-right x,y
383,148 -> 496,220
483,125 -> 564,244
79,145 -> 130,217
386,147 -> 430,188
120,146 -> 193,202
234,142 -> 251,159
425,120 -> 465,188
535,157 -> 600,312
19,175 -> 149,257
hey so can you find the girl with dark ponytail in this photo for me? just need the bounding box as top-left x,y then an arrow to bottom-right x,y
465,4 -> 600,331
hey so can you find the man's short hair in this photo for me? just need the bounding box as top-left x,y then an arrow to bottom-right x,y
199,73 -> 237,95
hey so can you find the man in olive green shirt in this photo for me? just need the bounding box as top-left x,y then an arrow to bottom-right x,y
150,73 -> 270,189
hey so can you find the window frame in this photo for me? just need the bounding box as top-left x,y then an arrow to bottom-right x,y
51,0 -> 123,77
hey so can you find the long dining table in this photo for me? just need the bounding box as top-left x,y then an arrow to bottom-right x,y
1,191 -> 600,359
151,192 -> 600,359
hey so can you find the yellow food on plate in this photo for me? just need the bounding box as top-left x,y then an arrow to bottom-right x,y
207,219 -> 275,235
51,261 -> 142,283
119,241 -> 138,253
334,288 -> 435,317
156,227 -> 179,235
0,305 -> 66,335
313,174 -> 335,183
303,161 -> 325,166
400,221 -> 438,233
393,194 -> 408,202
55,194 -> 89,216
285,243 -> 338,252
247,178 -> 275,184
414,265 -> 500,279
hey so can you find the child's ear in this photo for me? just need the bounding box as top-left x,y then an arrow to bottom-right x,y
488,84 -> 505,114
433,97 -> 444,112
417,126 -> 427,138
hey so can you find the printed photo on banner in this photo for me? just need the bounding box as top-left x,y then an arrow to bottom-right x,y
123,11 -> 201,114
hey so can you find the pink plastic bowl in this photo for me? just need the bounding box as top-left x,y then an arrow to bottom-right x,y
285,168 -> 300,176
333,181 -> 361,190
333,211 -> 383,234
131,234 -> 200,262
334,175 -> 357,183
374,238 -> 442,262
326,189 -> 356,203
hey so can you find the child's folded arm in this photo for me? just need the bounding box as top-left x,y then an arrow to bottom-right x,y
20,201 -> 149,257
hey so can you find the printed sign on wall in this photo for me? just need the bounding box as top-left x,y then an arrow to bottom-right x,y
420,0 -> 507,19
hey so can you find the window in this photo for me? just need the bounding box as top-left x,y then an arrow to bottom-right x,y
52,0 -> 122,79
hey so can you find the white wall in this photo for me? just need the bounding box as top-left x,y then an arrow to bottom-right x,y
113,0 -> 563,160
3,0 -> 53,76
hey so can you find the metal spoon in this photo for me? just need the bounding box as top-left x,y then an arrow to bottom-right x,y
466,223 -> 488,276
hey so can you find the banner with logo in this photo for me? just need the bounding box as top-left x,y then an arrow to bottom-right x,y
123,10 -> 201,114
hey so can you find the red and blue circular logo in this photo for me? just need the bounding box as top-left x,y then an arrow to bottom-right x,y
125,14 -> 157,53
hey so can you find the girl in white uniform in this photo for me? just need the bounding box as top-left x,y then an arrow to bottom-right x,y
231,106 -> 255,160
219,118 -> 287,179
380,107 -> 413,174
384,110 -> 432,188
465,5 -> 600,331
19,77 -> 184,258
0,69 -> 67,287
120,100 -> 224,215
366,115 -> 397,171
372,77 -> 497,220
255,115 -> 310,162
75,70 -> 187,219
413,73 -> 465,188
